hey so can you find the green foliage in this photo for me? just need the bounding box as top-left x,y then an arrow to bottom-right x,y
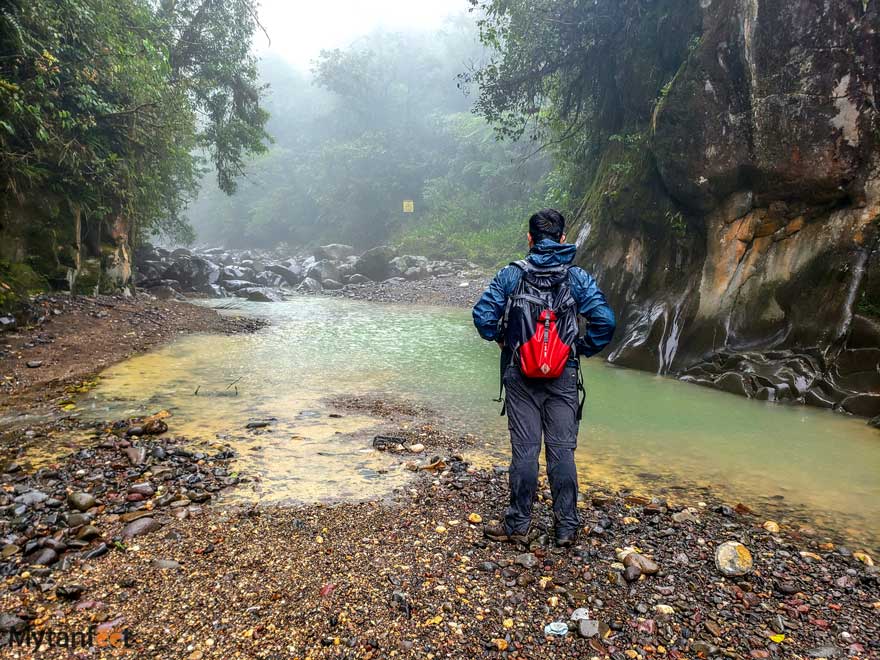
188,24 -> 551,263
465,0 -> 701,242
0,0 -> 269,248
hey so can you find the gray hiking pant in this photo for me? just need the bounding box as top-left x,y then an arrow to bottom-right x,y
503,363 -> 581,536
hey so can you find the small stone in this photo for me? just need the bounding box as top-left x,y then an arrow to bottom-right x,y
121,517 -> 161,539
467,513 -> 482,524
853,551 -> 874,566
152,559 -> 181,570
715,541 -> 753,577
515,553 -> 538,569
578,619 -> 600,638
26,547 -> 57,566
1,544 -> 20,558
26,360 -> 43,368
763,520 -> 780,533
672,509 -> 699,524
624,565 -> 642,582
68,492 -> 97,512
56,584 -> 85,600
623,551 -> 659,576
83,543 -> 108,559
76,525 -> 101,541
570,608 -> 590,621
654,604 -> 675,617
544,621 -> 568,637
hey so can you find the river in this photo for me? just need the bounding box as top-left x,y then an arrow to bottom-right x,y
73,297 -> 880,550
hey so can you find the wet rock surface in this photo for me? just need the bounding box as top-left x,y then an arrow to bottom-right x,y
569,0 -> 880,425
135,242 -> 489,308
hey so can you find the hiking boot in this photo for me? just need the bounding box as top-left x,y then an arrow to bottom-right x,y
554,530 -> 579,548
483,523 -> 529,544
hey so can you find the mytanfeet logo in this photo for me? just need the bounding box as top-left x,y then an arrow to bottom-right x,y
3,624 -> 130,650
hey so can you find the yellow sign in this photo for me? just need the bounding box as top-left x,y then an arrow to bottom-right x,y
403,200 -> 414,213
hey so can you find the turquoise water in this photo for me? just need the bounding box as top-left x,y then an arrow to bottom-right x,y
76,297 -> 880,548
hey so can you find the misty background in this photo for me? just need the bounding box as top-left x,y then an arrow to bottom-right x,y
186,0 -> 555,265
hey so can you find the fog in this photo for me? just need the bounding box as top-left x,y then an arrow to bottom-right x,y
255,0 -> 472,70
186,1 -> 550,265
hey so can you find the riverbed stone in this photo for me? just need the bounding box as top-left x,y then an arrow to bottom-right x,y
121,517 -> 162,539
68,492 -> 96,512
26,547 -> 57,566
715,541 -> 754,577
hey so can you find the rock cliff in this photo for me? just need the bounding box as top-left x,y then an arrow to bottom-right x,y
573,0 -> 880,419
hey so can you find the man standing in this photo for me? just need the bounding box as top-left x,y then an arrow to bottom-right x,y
472,209 -> 616,547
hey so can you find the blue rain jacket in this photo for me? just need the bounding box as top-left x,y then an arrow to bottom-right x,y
472,239 -> 616,357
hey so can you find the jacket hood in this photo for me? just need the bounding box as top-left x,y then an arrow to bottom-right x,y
526,239 -> 578,267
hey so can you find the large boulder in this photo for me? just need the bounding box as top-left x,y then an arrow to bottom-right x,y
354,246 -> 397,282
266,263 -> 303,286
306,260 -> 341,283
221,279 -> 257,292
297,277 -> 322,293
239,287 -> 284,303
162,256 -> 219,290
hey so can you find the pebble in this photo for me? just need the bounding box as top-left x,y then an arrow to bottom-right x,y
715,541 -> 754,576
67,491 -> 97,512
577,619 -> 600,638
515,553 -> 538,569
121,517 -> 162,539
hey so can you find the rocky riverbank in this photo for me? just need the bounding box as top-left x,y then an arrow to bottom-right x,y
135,242 -> 488,307
0,293 -> 265,415
0,408 -> 876,659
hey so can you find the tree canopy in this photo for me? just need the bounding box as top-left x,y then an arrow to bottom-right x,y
0,0 -> 269,243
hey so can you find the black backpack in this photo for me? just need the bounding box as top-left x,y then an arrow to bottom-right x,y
495,260 -> 586,418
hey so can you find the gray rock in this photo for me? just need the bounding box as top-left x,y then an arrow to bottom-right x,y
0,613 -> 26,633
266,263 -> 303,286
348,273 -> 370,284
240,287 -> 284,303
306,259 -> 340,283
121,517 -> 162,539
322,278 -> 344,290
151,559 -> 181,570
297,277 -> 322,293
578,619 -> 600,638
354,246 -> 397,281
14,490 -> 48,506
515,553 -> 538,569
26,547 -> 58,566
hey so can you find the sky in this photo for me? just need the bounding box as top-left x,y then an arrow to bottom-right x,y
254,0 -> 472,70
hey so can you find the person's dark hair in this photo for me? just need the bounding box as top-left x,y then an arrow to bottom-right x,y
528,208 -> 566,243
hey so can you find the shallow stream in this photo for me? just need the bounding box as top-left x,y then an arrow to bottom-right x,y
72,297 -> 880,549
